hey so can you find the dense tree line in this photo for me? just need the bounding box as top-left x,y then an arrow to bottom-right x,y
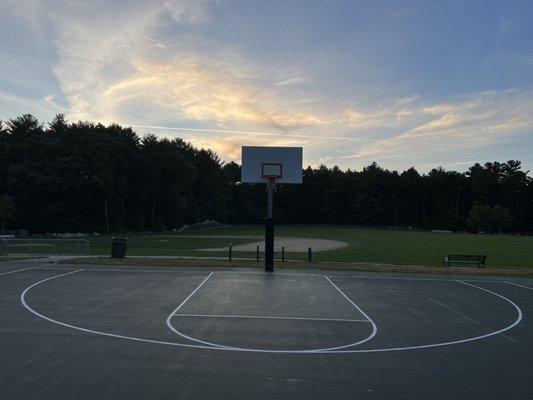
1,115 -> 532,234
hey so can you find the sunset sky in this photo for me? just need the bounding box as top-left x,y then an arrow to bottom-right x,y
1,0 -> 533,171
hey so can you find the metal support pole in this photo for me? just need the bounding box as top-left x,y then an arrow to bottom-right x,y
281,246 -> 285,262
308,246 -> 312,262
256,245 -> 260,262
229,243 -> 232,262
265,178 -> 275,272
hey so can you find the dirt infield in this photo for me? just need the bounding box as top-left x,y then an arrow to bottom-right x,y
200,236 -> 348,252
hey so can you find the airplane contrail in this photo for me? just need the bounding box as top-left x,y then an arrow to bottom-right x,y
126,124 -> 375,142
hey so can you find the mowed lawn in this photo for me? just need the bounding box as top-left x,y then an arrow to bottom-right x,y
85,225 -> 533,268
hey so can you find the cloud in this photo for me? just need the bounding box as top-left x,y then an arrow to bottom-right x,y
29,1 -> 329,133
2,1 -> 533,172
275,77 -> 309,86
97,57 -> 326,130
0,90 -> 65,118
125,124 -> 358,141
347,90 -> 533,162
409,114 -> 457,135
137,127 -> 310,163
3,0 -> 44,28
163,0 -> 218,24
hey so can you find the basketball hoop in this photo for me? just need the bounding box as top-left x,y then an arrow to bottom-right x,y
262,163 -> 282,191
261,163 -> 283,180
241,147 -> 303,272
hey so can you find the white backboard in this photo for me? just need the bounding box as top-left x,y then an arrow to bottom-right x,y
241,146 -> 303,183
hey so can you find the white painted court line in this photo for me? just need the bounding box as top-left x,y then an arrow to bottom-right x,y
214,270 -> 504,283
30,267 -> 213,274
165,273 -> 227,350
35,267 -> 324,277
324,280 -> 523,353
166,273 -> 378,353
505,281 -> 533,290
28,266 -> 511,284
167,272 -> 214,316
0,267 -> 34,276
172,313 -> 370,323
18,270 -> 526,355
323,276 -> 378,351
81,268 -> 211,274
20,269 -> 370,354
20,269 -> 223,351
326,273 -> 503,283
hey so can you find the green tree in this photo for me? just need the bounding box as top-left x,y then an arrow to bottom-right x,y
492,205 -> 514,234
0,194 -> 16,230
466,204 -> 514,233
1,113 -> 532,234
466,205 -> 495,232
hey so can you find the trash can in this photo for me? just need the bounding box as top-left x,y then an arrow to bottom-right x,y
111,237 -> 127,258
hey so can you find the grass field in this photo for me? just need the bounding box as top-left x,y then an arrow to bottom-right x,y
73,225 -> 533,268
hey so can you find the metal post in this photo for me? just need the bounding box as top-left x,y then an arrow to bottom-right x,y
256,245 -> 259,262
265,178 -> 275,272
229,243 -> 232,262
308,247 -> 312,262
281,246 -> 285,262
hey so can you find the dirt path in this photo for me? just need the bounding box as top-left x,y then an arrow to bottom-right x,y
200,237 -> 348,253
157,235 -> 263,239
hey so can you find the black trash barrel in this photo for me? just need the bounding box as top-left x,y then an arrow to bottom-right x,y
111,237 -> 127,258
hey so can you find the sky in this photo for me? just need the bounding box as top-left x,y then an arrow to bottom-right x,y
1,0 -> 533,172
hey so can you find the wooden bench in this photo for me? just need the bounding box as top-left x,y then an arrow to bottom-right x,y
443,254 -> 486,268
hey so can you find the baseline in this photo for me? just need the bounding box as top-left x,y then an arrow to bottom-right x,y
505,281 -> 533,291
28,266 -> 508,283
0,267 -> 35,276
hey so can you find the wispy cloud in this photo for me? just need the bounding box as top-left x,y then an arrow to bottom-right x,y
26,2 -> 330,133
348,90 -> 533,163
103,58 -> 325,131
140,127 -> 311,163
0,90 -> 66,117
275,77 -> 309,86
1,1 -> 533,172
126,124 -> 362,141
163,0 -> 219,25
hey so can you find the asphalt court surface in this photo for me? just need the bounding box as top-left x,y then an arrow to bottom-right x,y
1,262 -> 532,399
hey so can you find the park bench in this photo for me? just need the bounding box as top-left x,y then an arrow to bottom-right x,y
443,254 -> 486,268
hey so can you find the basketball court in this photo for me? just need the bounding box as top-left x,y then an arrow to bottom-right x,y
1,261 -> 532,399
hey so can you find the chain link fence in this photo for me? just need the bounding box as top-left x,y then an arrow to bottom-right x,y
0,238 -> 89,256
